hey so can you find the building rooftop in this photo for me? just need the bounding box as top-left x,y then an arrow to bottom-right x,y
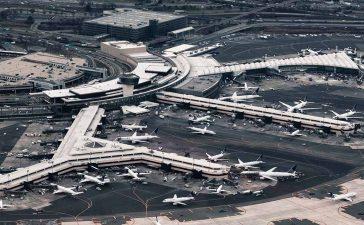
0,52 -> 86,86
196,52 -> 359,76
86,8 -> 184,29
102,40 -> 146,50
169,26 -> 194,35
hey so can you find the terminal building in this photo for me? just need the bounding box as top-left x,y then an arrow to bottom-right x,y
83,8 -> 187,41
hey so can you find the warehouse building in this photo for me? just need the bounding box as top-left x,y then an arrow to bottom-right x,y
83,8 -> 187,41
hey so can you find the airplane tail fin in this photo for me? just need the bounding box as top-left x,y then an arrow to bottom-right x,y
238,158 -> 244,164
173,194 -> 177,199
206,153 -> 211,158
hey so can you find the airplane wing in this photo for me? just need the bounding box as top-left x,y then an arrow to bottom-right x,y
80,179 -> 87,183
279,101 -> 292,109
175,202 -> 187,206
244,166 -> 259,169
267,167 -> 277,172
138,172 -> 151,175
261,175 -> 277,181
300,107 -> 321,111
132,140 -> 148,143
53,190 -> 63,194
344,197 -> 353,202
330,110 -> 340,117
192,131 -> 203,134
117,173 -> 131,177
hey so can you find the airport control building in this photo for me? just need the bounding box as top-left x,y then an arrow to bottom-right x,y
83,8 -> 187,41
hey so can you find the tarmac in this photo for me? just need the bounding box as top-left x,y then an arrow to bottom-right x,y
130,178 -> 364,225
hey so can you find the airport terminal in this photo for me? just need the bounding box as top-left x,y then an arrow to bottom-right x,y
0,1 -> 364,225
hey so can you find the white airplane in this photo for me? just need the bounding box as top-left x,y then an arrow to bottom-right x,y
117,128 -> 159,144
207,185 -> 230,195
162,194 -> 195,206
118,167 -> 151,181
241,166 -> 298,181
121,123 -> 147,131
329,192 -> 357,202
188,126 -> 216,135
234,155 -> 264,169
0,199 -> 13,210
79,173 -> 110,185
331,106 -> 362,120
219,91 -> 260,103
279,99 -> 318,113
300,48 -> 319,56
206,151 -> 227,162
189,115 -> 213,124
286,130 -> 305,137
235,82 -> 258,91
51,184 -> 83,195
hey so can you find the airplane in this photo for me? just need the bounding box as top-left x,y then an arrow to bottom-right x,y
330,105 -> 362,120
188,126 -> 216,135
219,91 -> 260,103
234,154 -> 264,169
329,192 -> 357,202
51,184 -> 83,195
118,167 -> 151,181
0,199 -> 13,210
235,82 -> 258,91
206,150 -> 228,162
207,185 -> 230,195
241,166 -> 298,181
116,128 -> 159,144
279,98 -> 319,113
79,173 -> 110,185
162,194 -> 195,206
189,115 -> 213,124
121,123 -> 147,131
286,130 -> 305,137
299,48 -> 319,56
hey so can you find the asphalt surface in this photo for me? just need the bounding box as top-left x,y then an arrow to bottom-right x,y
0,123 -> 26,165
0,114 -> 361,222
259,83 -> 364,116
214,35 -> 364,62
